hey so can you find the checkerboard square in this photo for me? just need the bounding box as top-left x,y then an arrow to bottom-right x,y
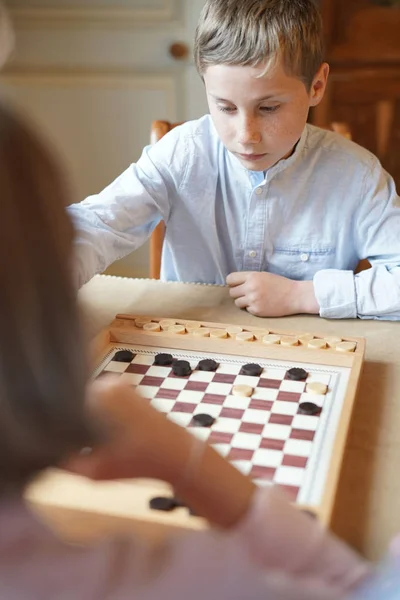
253,448 -> 283,468
206,382 -> 233,395
185,381 -> 209,392
212,373 -> 236,384
209,431 -> 233,445
217,364 -> 241,375
104,362 -> 130,374
146,365 -> 171,378
132,354 -> 154,365
220,407 -> 245,420
194,403 -> 222,418
242,408 -> 271,425
275,465 -> 305,487
263,368 -> 286,379
155,388 -> 180,400
263,423 -> 292,440
292,414 -> 319,431
135,385 -> 159,399
268,414 -> 294,426
277,391 -> 302,403
172,402 -> 197,414
141,376 -> 164,387
252,388 -> 279,402
224,395 -> 251,410
151,398 -> 175,413
160,377 -> 187,390
234,374 -> 261,387
280,380 -> 306,393
250,465 -> 276,480
258,378 -> 281,389
190,370 -> 215,382
213,417 -> 242,434
167,412 -> 193,427
126,363 -> 150,374
290,429 -> 315,441
260,438 -> 286,451
177,390 -> 205,404
231,432 -> 261,450
284,439 -> 313,457
282,455 -> 308,468
228,448 -> 254,461
239,422 -> 264,435
202,393 -> 226,405
271,401 -> 298,416
249,399 -> 274,411
119,372 -> 144,385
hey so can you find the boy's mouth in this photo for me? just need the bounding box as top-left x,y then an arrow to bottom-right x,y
237,152 -> 268,162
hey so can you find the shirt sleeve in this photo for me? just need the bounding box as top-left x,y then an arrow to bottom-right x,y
68,129 -> 189,288
94,486 -> 370,600
313,158 -> 400,320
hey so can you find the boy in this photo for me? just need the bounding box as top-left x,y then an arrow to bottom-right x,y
69,0 -> 400,320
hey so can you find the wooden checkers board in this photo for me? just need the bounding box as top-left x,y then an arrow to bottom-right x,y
28,315 -> 365,540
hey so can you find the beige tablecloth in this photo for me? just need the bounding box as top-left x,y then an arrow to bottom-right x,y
77,274 -> 400,561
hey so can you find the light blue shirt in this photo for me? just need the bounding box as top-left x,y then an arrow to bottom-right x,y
69,115 -> 400,320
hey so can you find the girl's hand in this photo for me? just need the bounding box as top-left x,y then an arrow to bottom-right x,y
66,375 -> 192,484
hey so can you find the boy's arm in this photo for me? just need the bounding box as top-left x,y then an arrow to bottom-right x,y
228,160 -> 400,320
68,131 -> 186,288
314,159 -> 400,320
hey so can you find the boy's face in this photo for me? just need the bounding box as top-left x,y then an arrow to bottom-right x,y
204,59 -> 329,172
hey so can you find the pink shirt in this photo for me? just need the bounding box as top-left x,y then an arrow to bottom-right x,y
0,487 -> 370,599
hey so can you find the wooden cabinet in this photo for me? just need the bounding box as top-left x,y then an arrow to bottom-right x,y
312,0 -> 400,188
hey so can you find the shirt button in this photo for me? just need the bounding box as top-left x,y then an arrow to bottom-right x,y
300,253 -> 309,262
249,250 -> 257,258
255,187 -> 263,196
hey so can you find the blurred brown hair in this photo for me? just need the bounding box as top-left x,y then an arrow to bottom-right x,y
0,103 -> 94,494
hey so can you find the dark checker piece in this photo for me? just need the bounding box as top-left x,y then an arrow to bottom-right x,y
197,359 -> 219,372
149,496 -> 178,512
172,359 -> 192,376
287,367 -> 308,381
193,413 -> 215,427
154,353 -> 174,366
299,402 -> 320,416
113,350 -> 134,363
240,363 -> 263,377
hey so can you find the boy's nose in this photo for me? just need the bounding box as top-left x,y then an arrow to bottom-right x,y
237,119 -> 262,145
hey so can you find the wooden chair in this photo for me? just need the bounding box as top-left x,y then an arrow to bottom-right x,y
149,120 -> 368,278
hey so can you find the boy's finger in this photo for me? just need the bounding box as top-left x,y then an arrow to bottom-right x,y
229,283 -> 246,299
234,296 -> 249,309
226,272 -> 249,286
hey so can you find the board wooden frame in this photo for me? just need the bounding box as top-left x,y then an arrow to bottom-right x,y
27,314 -> 365,543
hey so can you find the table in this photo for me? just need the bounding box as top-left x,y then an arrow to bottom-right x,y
29,275 -> 400,561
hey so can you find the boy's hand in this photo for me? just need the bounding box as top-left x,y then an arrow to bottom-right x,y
226,271 -> 320,317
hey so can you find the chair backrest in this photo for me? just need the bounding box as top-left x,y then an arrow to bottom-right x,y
149,120 -> 368,279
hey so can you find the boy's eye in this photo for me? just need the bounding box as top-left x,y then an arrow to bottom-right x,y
260,105 -> 280,113
217,105 -> 236,113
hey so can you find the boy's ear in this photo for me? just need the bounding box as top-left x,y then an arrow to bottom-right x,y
309,62 -> 330,107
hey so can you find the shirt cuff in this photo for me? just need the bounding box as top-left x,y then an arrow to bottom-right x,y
313,270 -> 357,319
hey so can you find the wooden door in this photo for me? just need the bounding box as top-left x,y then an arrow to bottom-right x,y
313,0 -> 400,188
1,0 -> 208,278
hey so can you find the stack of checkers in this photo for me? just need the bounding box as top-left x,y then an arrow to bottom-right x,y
106,349 -> 331,508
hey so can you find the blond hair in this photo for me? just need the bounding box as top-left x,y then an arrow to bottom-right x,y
0,104 -> 95,494
194,0 -> 324,88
